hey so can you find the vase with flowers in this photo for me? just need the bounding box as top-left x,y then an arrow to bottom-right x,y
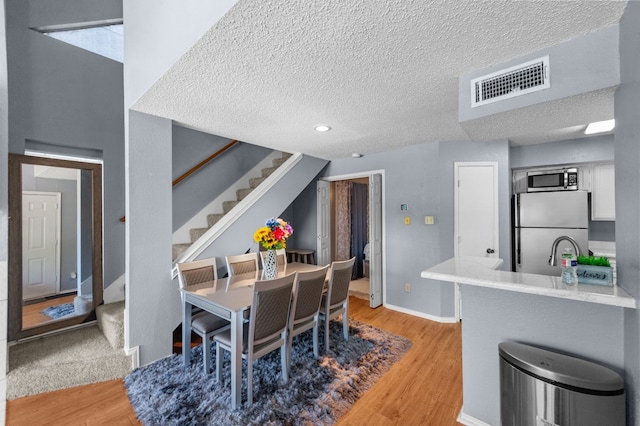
253,218 -> 293,279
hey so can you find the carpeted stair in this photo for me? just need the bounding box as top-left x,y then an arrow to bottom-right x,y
96,301 -> 125,350
172,152 -> 292,260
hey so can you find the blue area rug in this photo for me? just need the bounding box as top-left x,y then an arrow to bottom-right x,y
41,302 -> 75,319
124,319 -> 412,425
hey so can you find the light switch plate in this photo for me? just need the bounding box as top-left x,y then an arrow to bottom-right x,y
425,215 -> 434,225
404,216 -> 411,225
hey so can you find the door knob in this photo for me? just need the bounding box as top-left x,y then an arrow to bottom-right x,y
486,248 -> 495,254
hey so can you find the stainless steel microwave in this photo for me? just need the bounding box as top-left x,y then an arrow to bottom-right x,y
527,168 -> 578,192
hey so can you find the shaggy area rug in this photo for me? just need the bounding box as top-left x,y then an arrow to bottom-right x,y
41,302 -> 75,319
124,319 -> 411,425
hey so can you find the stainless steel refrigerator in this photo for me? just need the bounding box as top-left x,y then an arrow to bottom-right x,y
513,191 -> 589,275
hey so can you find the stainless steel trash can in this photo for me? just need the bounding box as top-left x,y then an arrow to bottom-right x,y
499,342 -> 625,426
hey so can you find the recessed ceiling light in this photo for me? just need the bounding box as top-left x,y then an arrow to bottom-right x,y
314,125 -> 331,132
585,119 -> 615,135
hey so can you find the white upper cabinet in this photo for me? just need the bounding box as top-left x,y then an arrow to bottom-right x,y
591,162 -> 615,221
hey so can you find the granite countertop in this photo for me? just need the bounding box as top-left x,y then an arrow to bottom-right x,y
421,256 -> 635,309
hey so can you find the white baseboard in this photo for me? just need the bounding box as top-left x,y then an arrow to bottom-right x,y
125,345 -> 140,369
457,409 -> 494,426
384,303 -> 458,324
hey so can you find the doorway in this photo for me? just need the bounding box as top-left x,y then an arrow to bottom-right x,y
8,153 -> 103,341
317,171 -> 384,308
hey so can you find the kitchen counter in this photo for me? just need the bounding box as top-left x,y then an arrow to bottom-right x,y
421,256 -> 636,309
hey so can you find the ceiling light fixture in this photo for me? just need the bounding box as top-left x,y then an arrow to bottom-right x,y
314,125 -> 331,132
351,153 -> 362,158
584,119 -> 615,135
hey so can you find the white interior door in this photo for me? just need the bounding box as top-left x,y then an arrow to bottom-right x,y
369,174 -> 382,307
454,162 -> 499,258
316,180 -> 331,266
454,162 -> 498,321
22,191 -> 61,300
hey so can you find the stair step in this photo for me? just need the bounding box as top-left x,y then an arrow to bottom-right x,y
236,187 -> 253,201
207,213 -> 224,228
261,166 -> 278,178
190,227 -> 209,242
173,243 -> 191,260
223,200 -> 239,214
272,156 -> 288,167
96,301 -> 125,350
249,176 -> 265,188
171,152 -> 295,263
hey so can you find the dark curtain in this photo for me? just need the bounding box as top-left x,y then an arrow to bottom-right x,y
350,183 -> 368,279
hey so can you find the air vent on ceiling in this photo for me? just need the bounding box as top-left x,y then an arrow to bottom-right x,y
471,56 -> 550,108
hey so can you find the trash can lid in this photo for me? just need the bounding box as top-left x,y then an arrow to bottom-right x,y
499,342 -> 624,393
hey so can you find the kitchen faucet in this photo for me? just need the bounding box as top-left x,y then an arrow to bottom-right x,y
548,235 -> 581,266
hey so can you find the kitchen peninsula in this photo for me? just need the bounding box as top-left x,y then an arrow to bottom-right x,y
421,257 -> 635,425
421,256 -> 636,308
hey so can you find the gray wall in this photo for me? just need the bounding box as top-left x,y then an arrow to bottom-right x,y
6,0 -> 124,288
617,1 -> 640,423
126,111 -> 175,365
510,134 -> 614,169
291,139 -> 510,319
172,125 -> 271,231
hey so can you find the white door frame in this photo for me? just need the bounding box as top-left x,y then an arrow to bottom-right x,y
22,191 -> 61,300
453,162 -> 499,321
318,169 -> 386,306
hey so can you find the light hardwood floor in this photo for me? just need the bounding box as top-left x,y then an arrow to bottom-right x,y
22,294 -> 78,329
6,296 -> 463,425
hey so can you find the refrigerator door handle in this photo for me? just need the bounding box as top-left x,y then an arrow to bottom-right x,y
515,228 -> 521,268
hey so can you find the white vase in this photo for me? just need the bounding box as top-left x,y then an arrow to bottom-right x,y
264,249 -> 277,280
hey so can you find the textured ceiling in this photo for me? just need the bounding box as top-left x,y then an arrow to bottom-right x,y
132,0 -> 628,160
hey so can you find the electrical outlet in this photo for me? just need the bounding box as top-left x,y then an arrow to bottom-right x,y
425,215 -> 434,225
404,283 -> 411,293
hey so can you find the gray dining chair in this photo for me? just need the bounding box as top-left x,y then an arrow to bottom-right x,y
260,248 -> 287,269
225,252 -> 260,276
287,264 -> 330,367
319,257 -> 356,353
177,257 -> 230,374
214,272 -> 296,405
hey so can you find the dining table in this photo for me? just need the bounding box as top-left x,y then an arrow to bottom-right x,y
181,261 -> 326,408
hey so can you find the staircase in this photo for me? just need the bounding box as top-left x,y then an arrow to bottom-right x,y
96,301 -> 125,350
172,152 -> 292,261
